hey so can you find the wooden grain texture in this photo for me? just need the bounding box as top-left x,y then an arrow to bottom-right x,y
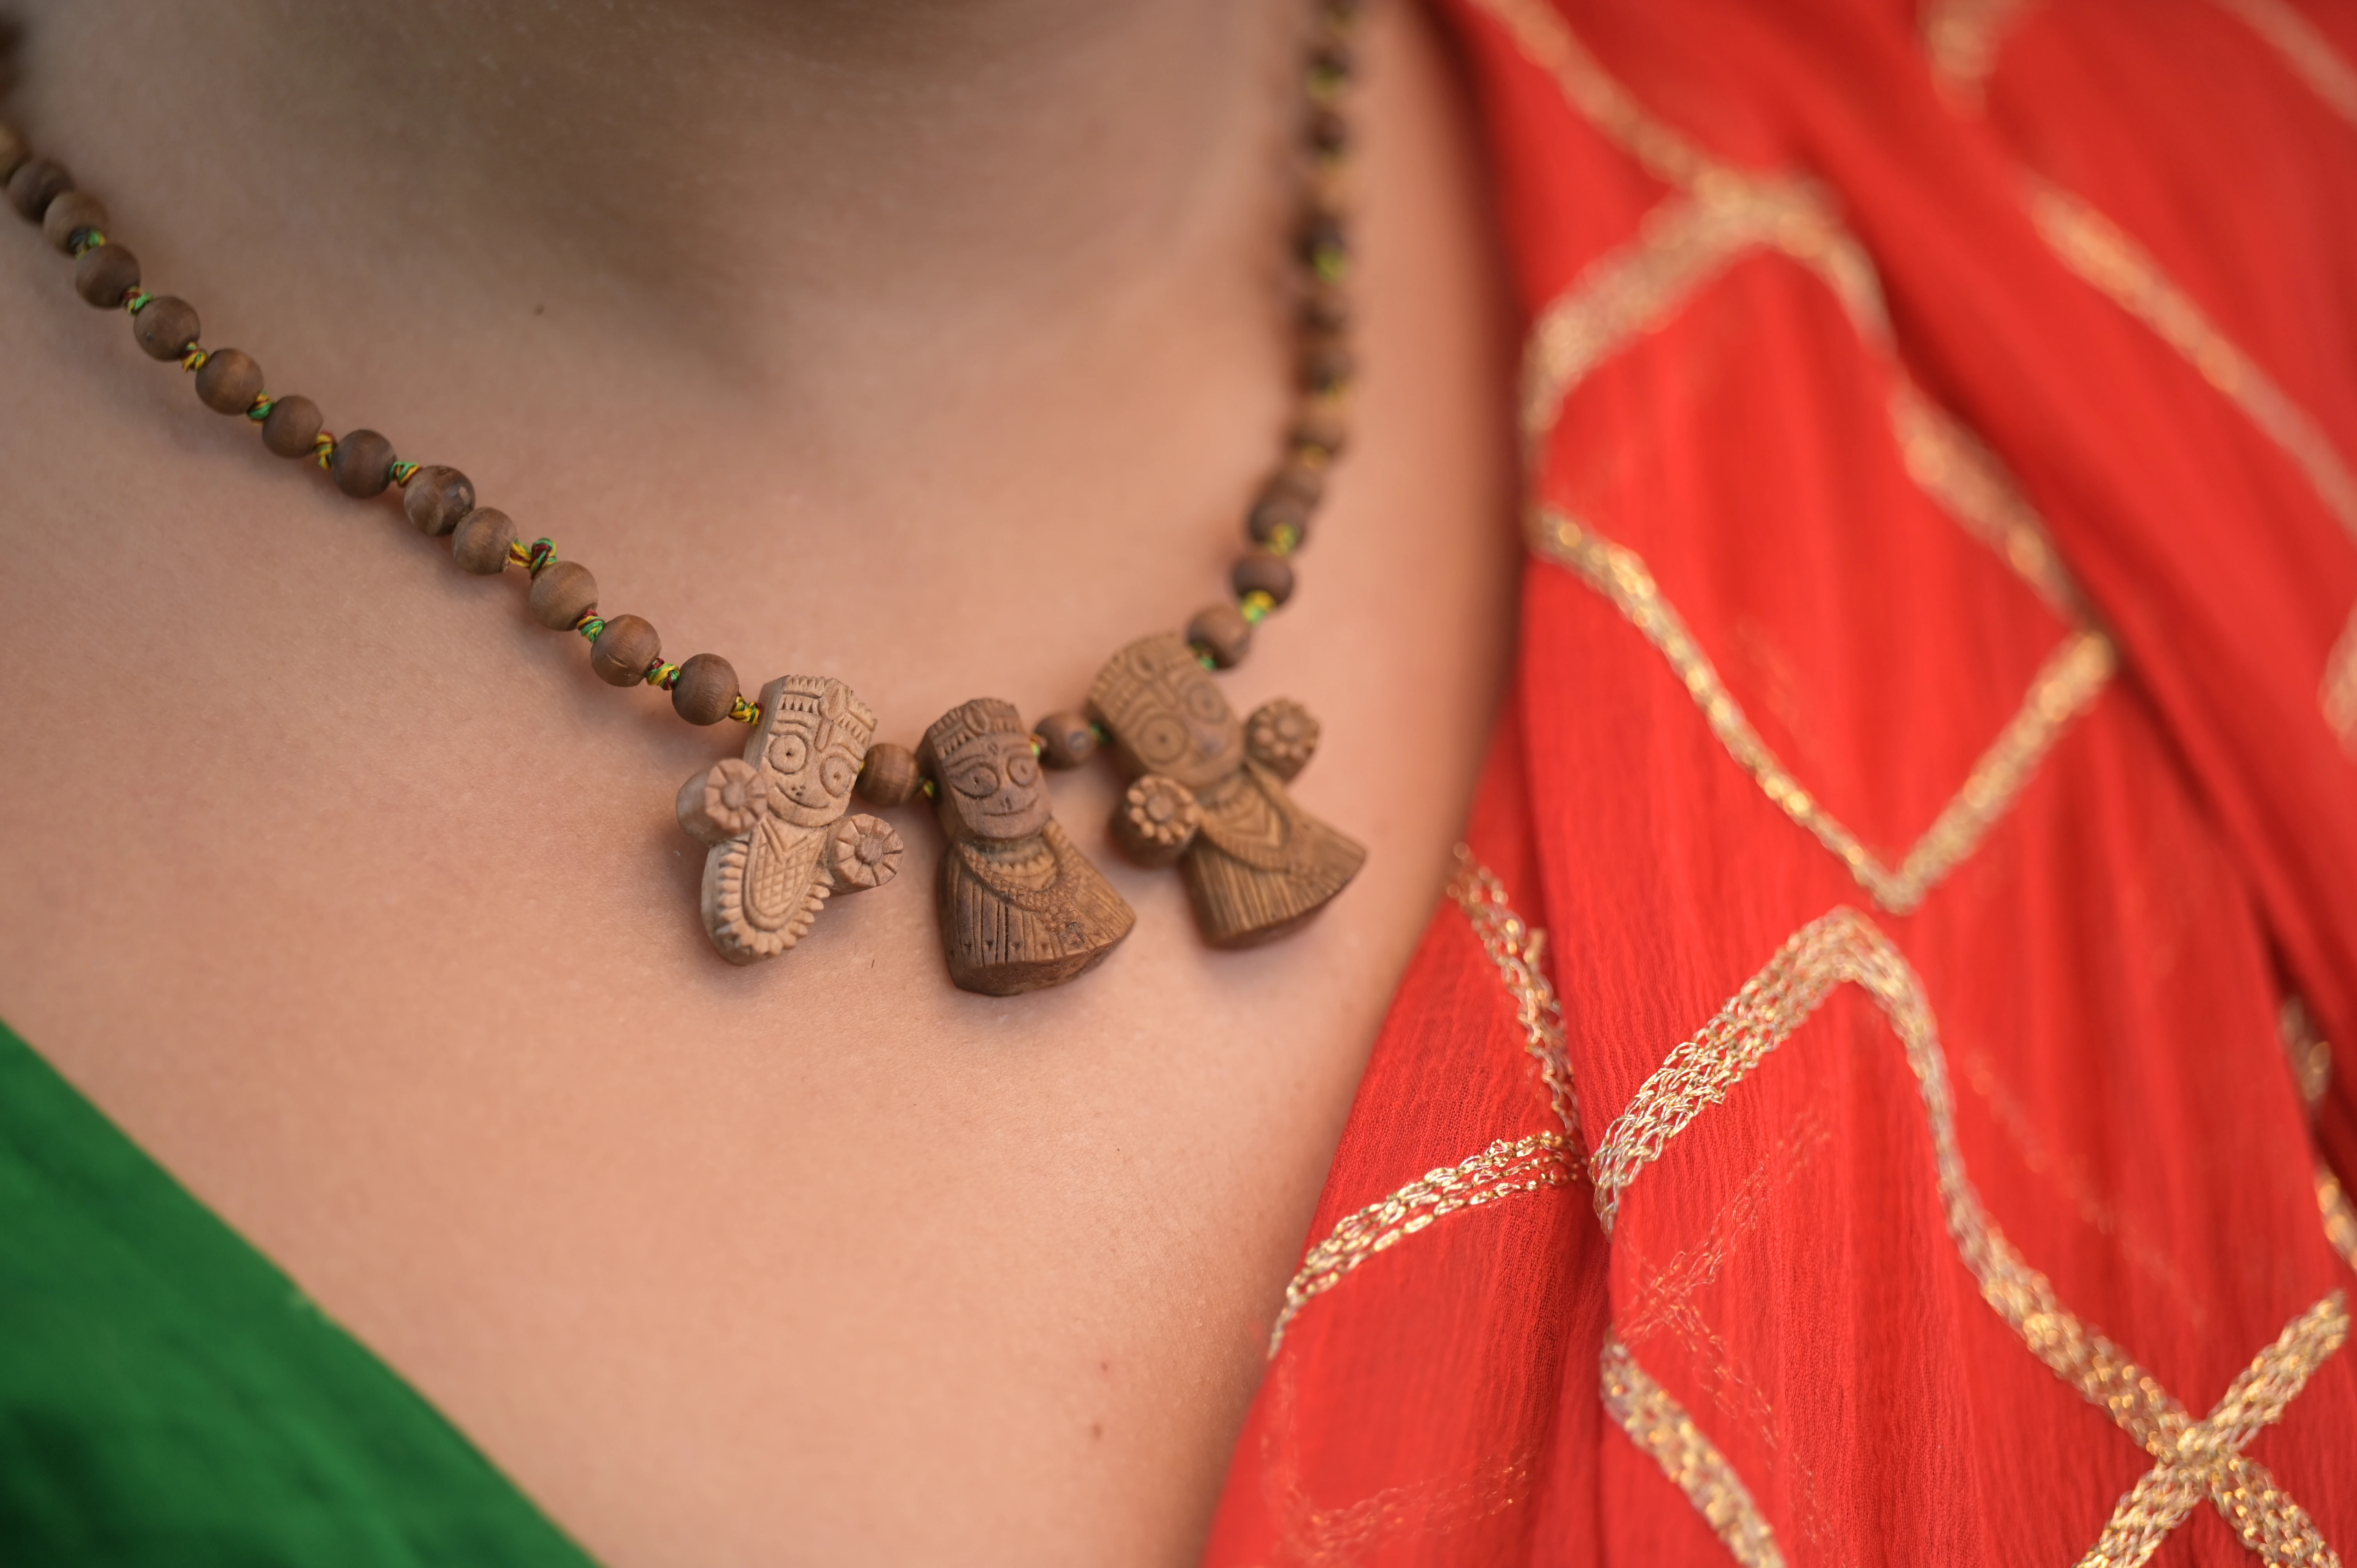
685,674 -> 900,966
1087,632 -> 1363,948
918,697 -> 1133,995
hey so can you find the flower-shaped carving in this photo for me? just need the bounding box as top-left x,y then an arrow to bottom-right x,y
1114,773 -> 1202,868
827,812 -> 904,891
677,756 -> 769,845
1246,698 -> 1320,780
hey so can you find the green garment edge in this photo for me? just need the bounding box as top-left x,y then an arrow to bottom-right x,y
0,1019 -> 600,1568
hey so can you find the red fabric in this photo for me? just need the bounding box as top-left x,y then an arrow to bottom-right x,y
1203,2 -> 2357,1562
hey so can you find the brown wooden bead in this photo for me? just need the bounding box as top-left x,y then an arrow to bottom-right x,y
329,428 -> 396,498
449,506 -> 518,574
1300,283 -> 1349,335
1232,550 -> 1296,607
1292,410 -> 1347,459
260,395 -> 323,458
1032,710 -> 1098,769
131,295 -> 200,360
0,122 -> 28,184
193,348 -> 263,414
1307,106 -> 1349,154
590,614 -> 660,686
1247,492 -> 1311,552
527,559 -> 597,630
42,190 -> 106,253
1297,213 -> 1347,265
73,241 -> 138,308
1186,603 -> 1253,670
1264,461 -> 1325,509
855,740 -> 921,806
7,158 -> 71,220
670,653 -> 740,726
1302,337 -> 1354,394
403,466 -> 474,536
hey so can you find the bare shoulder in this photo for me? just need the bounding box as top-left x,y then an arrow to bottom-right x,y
0,1 -> 1514,1562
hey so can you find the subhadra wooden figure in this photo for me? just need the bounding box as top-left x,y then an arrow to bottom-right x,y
676,675 -> 905,965
1087,632 -> 1364,948
919,698 -> 1135,996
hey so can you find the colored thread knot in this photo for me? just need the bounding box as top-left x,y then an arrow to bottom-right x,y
70,230 -> 106,256
570,608 -> 599,633
122,289 -> 152,314
577,617 -> 608,641
506,539 -> 535,569
180,346 -> 208,372
728,695 -> 762,725
389,461 -> 420,487
919,776 -> 938,800
312,432 -> 337,470
1192,647 -> 1220,671
1264,522 -> 1301,555
647,662 -> 682,690
1239,590 -> 1276,624
525,538 -> 558,574
245,395 -> 274,421
1311,246 -> 1348,285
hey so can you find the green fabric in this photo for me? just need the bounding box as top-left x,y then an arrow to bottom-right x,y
0,1020 -> 601,1568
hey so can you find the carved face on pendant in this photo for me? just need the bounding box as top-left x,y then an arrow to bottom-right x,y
757,676 -> 875,828
1086,632 -> 1246,792
920,697 -> 1054,842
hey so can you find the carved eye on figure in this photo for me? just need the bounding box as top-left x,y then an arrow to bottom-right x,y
1134,713 -> 1189,765
954,761 -> 1002,798
819,754 -> 857,799
1182,682 -> 1227,725
767,733 -> 809,776
1007,752 -> 1040,788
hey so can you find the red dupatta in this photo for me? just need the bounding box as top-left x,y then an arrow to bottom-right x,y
1204,0 -> 2357,1561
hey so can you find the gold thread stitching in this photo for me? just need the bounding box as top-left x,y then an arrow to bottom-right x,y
1268,1133 -> 1570,1358
1889,379 -> 2085,619
1602,1331 -> 1789,1568
2214,0 -> 2357,128
2025,178 -> 2357,750
1921,0 -> 2044,104
2280,996 -> 2334,1114
2319,1169 -> 2357,1272
1531,509 -> 2113,915
1445,846 -> 1584,1149
1458,0 -> 1721,190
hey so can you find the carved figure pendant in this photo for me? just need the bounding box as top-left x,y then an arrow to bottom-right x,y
919,697 -> 1136,995
676,674 -> 905,965
1088,632 -> 1364,948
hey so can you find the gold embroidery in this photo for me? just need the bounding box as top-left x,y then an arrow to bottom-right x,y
2319,1169 -> 2357,1271
2074,1294 -> 2348,1568
1531,509 -> 2113,915
2280,996 -> 2334,1113
1889,380 -> 2084,619
2026,179 -> 2357,748
1459,0 -> 1720,190
1601,1331 -> 1788,1568
1446,846 -> 1584,1148
1921,0 -> 2043,103
1592,906 -> 2346,1563
1269,1133 -> 1570,1357
2214,0 -> 2357,129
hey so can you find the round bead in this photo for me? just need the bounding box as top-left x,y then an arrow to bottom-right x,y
527,559 -> 597,630
6,157 -> 71,221
1187,603 -> 1253,670
589,614 -> 660,686
73,241 -> 138,308
1307,106 -> 1349,154
1292,410 -> 1348,460
131,295 -> 200,360
42,190 -> 106,253
1310,41 -> 1353,81
1264,461 -> 1324,509
1247,493 -> 1311,552
670,653 -> 740,726
260,395 -> 323,458
1302,339 -> 1354,394
1232,551 -> 1296,607
449,507 -> 518,574
1297,213 -> 1346,266
193,348 -> 263,413
403,466 -> 475,536
1300,284 -> 1350,335
1033,710 -> 1099,770
0,122 -> 28,184
855,741 -> 922,808
329,428 -> 397,498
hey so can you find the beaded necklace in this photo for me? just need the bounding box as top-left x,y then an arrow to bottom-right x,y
2,2 -> 1368,996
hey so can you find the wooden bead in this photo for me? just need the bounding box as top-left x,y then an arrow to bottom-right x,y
1186,603 -> 1253,669
1300,284 -> 1349,335
528,559 -> 597,630
1292,410 -> 1347,459
1264,461 -> 1325,509
1297,213 -> 1346,265
449,506 -> 518,574
0,122 -> 27,184
7,157 -> 71,220
329,428 -> 397,498
1301,338 -> 1354,394
670,653 -> 740,726
1232,550 -> 1296,607
1247,492 -> 1311,552
1033,710 -> 1098,769
42,190 -> 106,253
260,394 -> 323,458
1307,106 -> 1349,154
193,348 -> 263,414
403,466 -> 474,536
131,295 -> 200,360
73,242 -> 138,308
590,614 -> 659,686
855,740 -> 921,806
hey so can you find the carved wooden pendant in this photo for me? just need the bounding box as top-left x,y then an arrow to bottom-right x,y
1087,632 -> 1364,948
919,697 -> 1135,995
677,674 -> 905,965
